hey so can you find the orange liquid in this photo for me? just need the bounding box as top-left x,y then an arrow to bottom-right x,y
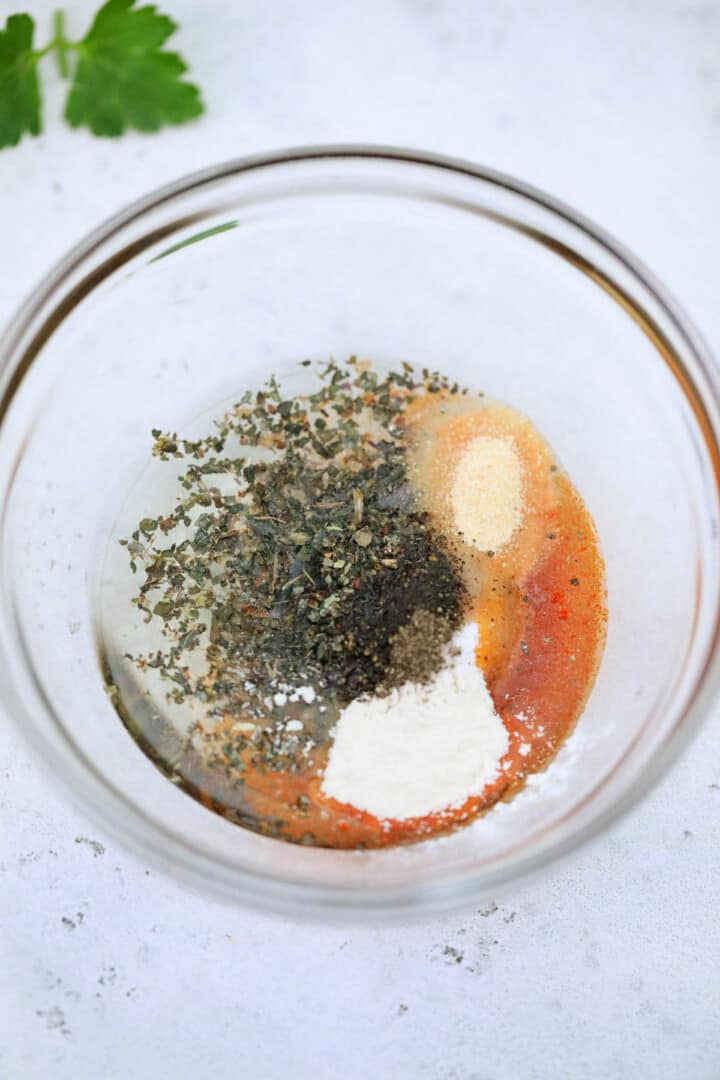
235,400 -> 606,849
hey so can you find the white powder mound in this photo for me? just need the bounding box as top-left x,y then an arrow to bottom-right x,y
320,624 -> 508,821
451,436 -> 523,552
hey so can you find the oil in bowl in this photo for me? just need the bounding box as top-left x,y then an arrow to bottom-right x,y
99,357 -> 606,850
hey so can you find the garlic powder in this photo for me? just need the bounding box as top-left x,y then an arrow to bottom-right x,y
451,436 -> 523,552
320,624 -> 508,821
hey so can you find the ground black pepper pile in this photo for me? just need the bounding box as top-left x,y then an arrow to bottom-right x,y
122,359 -> 469,722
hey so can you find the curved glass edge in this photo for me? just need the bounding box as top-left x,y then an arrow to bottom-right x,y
0,146 -> 719,915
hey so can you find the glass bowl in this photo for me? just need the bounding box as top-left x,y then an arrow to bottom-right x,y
1,146 -> 719,918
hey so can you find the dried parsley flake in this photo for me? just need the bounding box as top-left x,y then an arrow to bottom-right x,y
122,358 -> 469,722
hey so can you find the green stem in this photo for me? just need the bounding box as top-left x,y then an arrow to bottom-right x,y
32,41 -> 58,63
32,11 -> 78,74
52,10 -> 70,79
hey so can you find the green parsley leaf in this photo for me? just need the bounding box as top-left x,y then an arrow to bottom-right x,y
64,0 -> 203,137
0,14 -> 41,149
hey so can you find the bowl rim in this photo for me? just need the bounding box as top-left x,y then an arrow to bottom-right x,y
2,143 -> 720,917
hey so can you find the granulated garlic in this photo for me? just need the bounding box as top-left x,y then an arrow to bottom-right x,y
451,436 -> 523,552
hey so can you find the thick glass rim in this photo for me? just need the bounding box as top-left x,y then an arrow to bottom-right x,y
2,145 -> 719,917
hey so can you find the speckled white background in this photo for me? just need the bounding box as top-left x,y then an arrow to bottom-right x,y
2,2 -> 720,1077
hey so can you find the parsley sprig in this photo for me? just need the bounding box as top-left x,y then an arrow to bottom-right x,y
0,0 -> 203,150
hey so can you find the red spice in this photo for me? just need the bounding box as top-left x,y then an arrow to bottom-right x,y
239,466 -> 605,849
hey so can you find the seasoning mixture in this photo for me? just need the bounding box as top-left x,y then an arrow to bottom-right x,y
103,358 -> 606,848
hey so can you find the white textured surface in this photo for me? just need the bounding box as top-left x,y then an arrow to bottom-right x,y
2,2 -> 720,1077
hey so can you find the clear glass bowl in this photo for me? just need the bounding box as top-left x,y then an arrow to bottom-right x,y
1,147 -> 719,918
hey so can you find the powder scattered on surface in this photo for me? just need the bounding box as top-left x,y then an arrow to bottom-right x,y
450,436 -> 523,552
320,624 -> 508,821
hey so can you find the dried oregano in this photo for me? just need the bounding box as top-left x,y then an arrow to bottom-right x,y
121,358 -> 469,722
